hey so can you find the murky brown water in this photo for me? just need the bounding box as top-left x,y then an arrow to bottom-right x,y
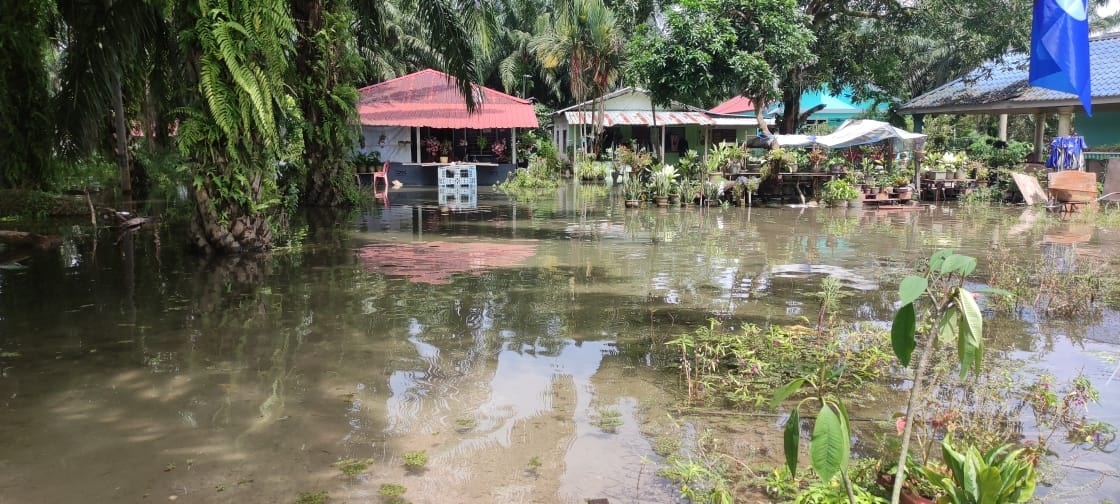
1,184 -> 1118,503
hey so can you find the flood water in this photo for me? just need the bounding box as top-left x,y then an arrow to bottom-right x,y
1,184 -> 1118,503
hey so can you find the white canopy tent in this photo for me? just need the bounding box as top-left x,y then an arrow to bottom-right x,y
774,120 -> 926,150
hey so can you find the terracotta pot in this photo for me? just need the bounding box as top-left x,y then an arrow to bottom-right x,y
653,196 -> 669,207
624,199 -> 640,208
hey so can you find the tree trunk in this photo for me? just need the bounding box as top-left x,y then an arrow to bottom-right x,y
111,68 -> 132,194
188,181 -> 273,254
754,100 -> 773,137
781,87 -> 801,135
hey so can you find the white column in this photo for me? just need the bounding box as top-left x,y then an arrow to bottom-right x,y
1057,108 -> 1073,136
510,127 -> 517,166
998,114 -> 1008,141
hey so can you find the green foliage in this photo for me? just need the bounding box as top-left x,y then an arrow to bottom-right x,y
676,149 -> 702,180
793,480 -> 887,504
575,156 -> 609,180
402,450 -> 428,471
0,0 -> 55,189
294,490 -> 329,504
622,175 -> 645,200
658,454 -> 735,504
626,0 -> 814,112
334,458 -> 374,477
176,0 -> 303,230
889,252 -> 983,378
821,179 -> 859,205
495,157 -> 562,192
669,321 -> 893,408
593,407 -> 624,433
917,437 -> 1037,504
378,483 -> 406,498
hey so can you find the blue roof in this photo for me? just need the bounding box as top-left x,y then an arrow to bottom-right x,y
900,33 -> 1120,114
767,86 -> 887,118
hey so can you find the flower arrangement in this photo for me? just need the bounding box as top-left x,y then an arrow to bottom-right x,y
491,138 -> 508,160
424,137 -> 441,158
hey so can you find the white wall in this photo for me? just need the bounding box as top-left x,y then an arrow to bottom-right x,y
359,126 -> 414,163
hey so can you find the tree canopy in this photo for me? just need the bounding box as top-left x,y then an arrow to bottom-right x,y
627,0 -> 815,134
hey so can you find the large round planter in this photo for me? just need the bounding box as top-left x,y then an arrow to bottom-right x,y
897,188 -> 913,201
668,194 -> 681,206
707,172 -> 723,182
653,196 -> 669,207
624,199 -> 640,208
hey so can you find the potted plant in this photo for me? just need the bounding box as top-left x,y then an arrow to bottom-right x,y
424,136 -> 441,162
491,138 -> 508,162
648,164 -> 676,206
766,147 -> 790,173
808,148 -> 828,172
821,178 -> 860,207
702,180 -> 723,205
622,176 -> 644,207
475,135 -> 489,154
744,176 -> 761,207
678,178 -> 700,205
439,140 -> 452,163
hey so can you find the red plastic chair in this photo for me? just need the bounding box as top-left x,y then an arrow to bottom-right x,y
372,161 -> 389,191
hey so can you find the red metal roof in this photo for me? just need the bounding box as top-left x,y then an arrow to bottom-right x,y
708,96 -> 757,115
358,69 -> 539,129
563,110 -> 712,126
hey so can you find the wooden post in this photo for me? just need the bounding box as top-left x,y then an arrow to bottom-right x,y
998,114 -> 1008,141
1033,112 -> 1047,162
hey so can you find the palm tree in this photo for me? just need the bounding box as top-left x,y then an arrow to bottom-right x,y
0,0 -> 54,190
176,0 -> 302,253
53,0 -> 174,194
532,0 -> 624,156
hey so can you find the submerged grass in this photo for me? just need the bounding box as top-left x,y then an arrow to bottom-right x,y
987,241 -> 1120,317
663,320 -> 893,408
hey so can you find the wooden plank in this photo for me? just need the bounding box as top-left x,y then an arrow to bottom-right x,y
1011,172 -> 1048,205
1048,170 -> 1097,203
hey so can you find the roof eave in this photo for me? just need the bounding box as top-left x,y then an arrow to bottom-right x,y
899,95 -> 1120,115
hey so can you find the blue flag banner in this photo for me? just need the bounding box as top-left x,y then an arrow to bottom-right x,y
1030,0 -> 1092,116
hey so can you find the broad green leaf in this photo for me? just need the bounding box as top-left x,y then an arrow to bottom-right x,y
976,467 -> 1003,504
891,303 -> 917,367
938,307 -> 959,345
809,403 -> 849,483
957,288 -> 984,378
783,410 -> 800,477
898,275 -> 928,305
929,249 -> 954,272
941,254 -> 977,276
770,378 -> 806,408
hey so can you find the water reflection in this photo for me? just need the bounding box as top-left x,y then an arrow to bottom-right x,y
0,186 -> 1117,502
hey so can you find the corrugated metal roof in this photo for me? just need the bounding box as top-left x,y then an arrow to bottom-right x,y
563,110 -> 713,126
709,96 -> 757,115
708,116 -> 764,126
901,33 -> 1120,114
357,69 -> 538,129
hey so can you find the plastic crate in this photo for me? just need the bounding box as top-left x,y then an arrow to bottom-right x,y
438,186 -> 476,208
